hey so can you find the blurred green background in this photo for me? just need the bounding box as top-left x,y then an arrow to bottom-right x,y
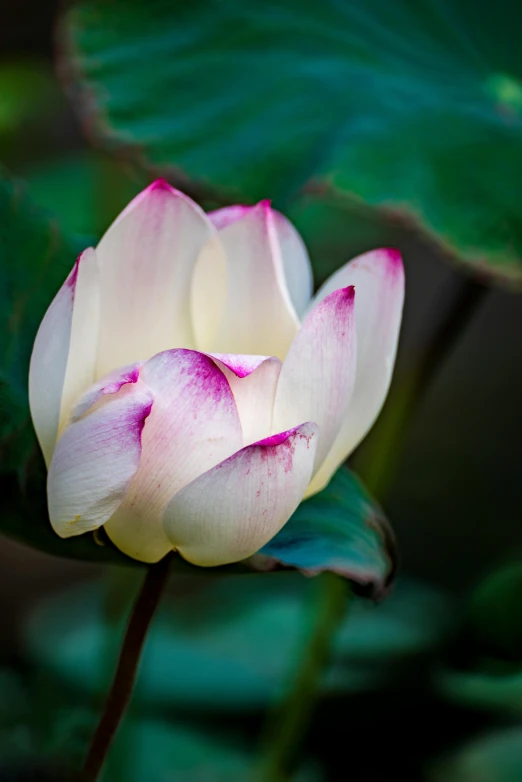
1,0 -> 522,779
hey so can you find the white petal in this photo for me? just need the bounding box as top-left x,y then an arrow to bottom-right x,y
95,180 -> 220,377
29,248 -> 100,466
307,249 -> 405,496
163,422 -> 318,567
209,204 -> 313,317
209,353 -> 282,445
272,287 -> 357,473
272,210 -> 313,317
193,202 -> 299,359
104,349 -> 242,563
47,384 -> 153,538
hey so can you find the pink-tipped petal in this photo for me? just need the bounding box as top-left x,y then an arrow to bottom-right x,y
29,248 -> 100,466
104,349 -> 243,563
306,249 -> 405,496
209,353 -> 282,445
208,204 -> 253,230
192,202 -> 299,359
47,385 -> 153,538
163,422 -> 318,567
209,205 -> 313,317
95,181 -> 222,377
272,287 -> 357,474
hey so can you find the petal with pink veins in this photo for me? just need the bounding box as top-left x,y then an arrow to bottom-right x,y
192,202 -> 299,359
104,349 -> 243,563
272,287 -> 357,476
47,385 -> 153,538
163,422 -> 318,567
29,248 -> 100,466
306,249 -> 405,496
95,180 -> 223,377
208,353 -> 282,445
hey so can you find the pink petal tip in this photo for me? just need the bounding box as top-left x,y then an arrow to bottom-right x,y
148,178 -> 174,193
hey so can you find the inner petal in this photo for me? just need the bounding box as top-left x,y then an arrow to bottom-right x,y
208,353 -> 282,445
191,202 -> 299,360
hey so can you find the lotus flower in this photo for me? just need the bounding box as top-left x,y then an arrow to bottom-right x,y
29,181 -> 404,567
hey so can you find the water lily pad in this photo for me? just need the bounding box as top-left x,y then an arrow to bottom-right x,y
64,0 -> 522,284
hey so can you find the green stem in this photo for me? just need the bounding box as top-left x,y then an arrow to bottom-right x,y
80,555 -> 171,782
259,573 -> 350,782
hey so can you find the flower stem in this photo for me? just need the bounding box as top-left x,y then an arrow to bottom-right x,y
80,555 -> 172,781
258,573 -> 350,782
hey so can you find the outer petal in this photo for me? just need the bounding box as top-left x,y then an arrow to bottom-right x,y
272,287 -> 357,474
209,353 -> 282,445
209,204 -> 313,317
163,423 -> 318,567
192,202 -> 299,359
104,349 -> 243,563
47,384 -> 153,538
29,248 -> 100,466
306,249 -> 405,496
95,180 -> 223,377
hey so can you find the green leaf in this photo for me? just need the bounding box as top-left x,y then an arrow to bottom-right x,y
64,0 -> 522,284
257,467 -> 396,598
23,574 -> 453,712
428,727 -> 522,782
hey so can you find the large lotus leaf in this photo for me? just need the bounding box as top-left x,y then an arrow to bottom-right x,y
64,0 -> 522,284
23,574 -> 453,713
